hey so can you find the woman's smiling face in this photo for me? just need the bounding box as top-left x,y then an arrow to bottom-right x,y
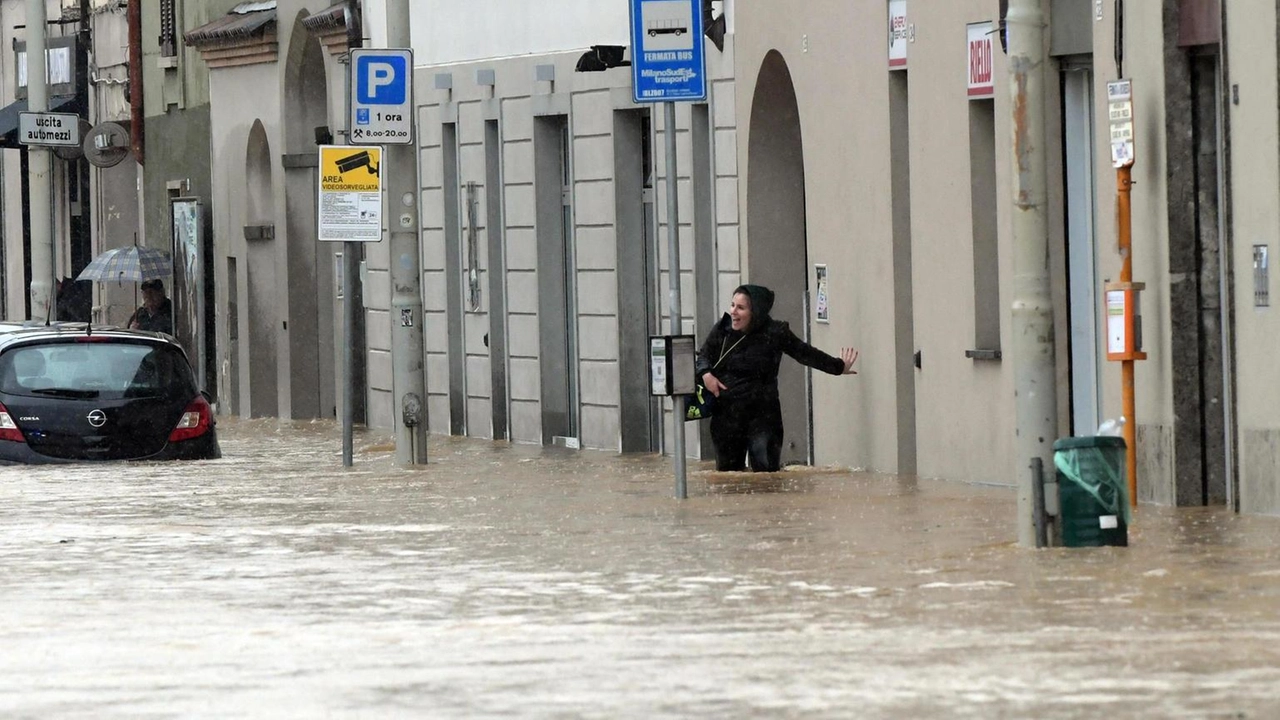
729,292 -> 752,331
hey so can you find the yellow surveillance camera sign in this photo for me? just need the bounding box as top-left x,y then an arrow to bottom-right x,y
321,146 -> 382,191
318,145 -> 384,242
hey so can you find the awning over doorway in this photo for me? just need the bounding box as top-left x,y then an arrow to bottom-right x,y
184,2 -> 277,48
0,94 -> 79,150
185,2 -> 278,68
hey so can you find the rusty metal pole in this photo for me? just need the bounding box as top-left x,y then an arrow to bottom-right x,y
1118,166 -> 1138,507
1007,0 -> 1058,547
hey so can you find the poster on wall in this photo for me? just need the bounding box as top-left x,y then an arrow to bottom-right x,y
815,264 -> 829,323
171,198 -> 206,389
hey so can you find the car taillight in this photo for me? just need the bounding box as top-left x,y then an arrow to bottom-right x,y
0,401 -> 25,442
169,395 -> 212,443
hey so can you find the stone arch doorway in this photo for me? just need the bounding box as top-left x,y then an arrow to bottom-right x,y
747,50 -> 812,466
281,16 -> 336,419
244,119 -> 278,419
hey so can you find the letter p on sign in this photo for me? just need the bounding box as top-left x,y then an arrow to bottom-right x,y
357,55 -> 407,105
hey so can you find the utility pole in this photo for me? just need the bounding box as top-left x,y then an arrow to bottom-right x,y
1105,78 -> 1143,509
664,102 -> 687,499
1006,0 -> 1058,547
382,0 -> 428,464
26,0 -> 52,322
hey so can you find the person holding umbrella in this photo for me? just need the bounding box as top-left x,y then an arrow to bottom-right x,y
127,279 -> 173,334
76,244 -> 173,333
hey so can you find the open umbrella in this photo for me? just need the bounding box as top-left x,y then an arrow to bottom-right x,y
76,245 -> 172,283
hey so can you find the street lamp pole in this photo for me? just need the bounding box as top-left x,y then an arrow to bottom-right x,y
26,0 -> 53,322
1006,0 -> 1058,547
383,0 -> 428,464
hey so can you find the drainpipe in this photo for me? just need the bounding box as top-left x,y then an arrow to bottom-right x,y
1006,0 -> 1058,547
128,0 -> 143,166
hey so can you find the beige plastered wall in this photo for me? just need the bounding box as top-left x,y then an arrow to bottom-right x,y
207,63 -> 284,419
1226,0 -> 1280,515
735,0 -> 1039,482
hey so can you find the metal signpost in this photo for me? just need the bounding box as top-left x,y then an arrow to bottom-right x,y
20,107 -> 79,323
318,144 -> 385,466
1106,79 -> 1144,509
349,41 -> 427,466
631,0 -> 706,499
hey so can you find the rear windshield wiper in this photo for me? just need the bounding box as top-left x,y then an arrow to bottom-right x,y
30,387 -> 100,399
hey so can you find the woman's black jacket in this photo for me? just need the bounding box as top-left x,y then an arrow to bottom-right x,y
695,313 -> 844,411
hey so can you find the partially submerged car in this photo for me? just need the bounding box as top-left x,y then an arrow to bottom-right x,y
0,322 -> 220,464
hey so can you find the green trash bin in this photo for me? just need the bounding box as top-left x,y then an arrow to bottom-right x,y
1052,436 -> 1130,547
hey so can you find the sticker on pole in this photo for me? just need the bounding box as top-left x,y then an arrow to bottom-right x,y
630,0 -> 706,103
318,145 -> 383,242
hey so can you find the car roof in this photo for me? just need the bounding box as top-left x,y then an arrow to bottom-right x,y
0,322 -> 184,353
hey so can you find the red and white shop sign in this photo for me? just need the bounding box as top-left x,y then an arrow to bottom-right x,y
966,21 -> 994,98
888,0 -> 908,68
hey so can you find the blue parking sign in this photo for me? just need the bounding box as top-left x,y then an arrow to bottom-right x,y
356,54 -> 408,104
630,0 -> 706,103
349,48 -> 414,145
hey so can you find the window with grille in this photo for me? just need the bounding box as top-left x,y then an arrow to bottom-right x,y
159,0 -> 177,57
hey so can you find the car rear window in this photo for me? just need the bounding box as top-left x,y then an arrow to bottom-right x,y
0,341 -> 197,400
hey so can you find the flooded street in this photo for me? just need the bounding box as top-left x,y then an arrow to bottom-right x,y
2,418 -> 1280,718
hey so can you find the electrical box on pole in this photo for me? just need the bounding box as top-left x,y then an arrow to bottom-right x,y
650,335 -> 697,397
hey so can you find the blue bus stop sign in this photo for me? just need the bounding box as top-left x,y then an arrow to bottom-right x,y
630,0 -> 706,103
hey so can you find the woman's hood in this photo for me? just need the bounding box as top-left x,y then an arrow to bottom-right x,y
737,284 -> 774,332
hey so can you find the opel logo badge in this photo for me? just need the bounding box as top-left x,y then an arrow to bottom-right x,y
87,409 -> 107,428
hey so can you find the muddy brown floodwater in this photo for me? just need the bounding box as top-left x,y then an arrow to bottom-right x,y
2,417 -> 1279,718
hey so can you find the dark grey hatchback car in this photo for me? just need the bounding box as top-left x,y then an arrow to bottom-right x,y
0,323 -> 220,464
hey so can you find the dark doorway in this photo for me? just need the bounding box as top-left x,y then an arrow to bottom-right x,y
535,115 -> 579,446
746,50 -> 812,466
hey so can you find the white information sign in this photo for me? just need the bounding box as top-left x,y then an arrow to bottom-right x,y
889,0 -> 909,68
318,145 -> 384,242
18,111 -> 79,146
650,337 -> 667,395
349,48 -> 414,145
1106,290 -> 1126,355
1107,79 -> 1135,168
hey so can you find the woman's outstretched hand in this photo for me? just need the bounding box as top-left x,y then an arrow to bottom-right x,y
840,348 -> 860,375
702,372 -> 728,397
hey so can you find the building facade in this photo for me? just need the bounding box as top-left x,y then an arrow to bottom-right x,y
187,0 -> 353,422
0,0 -> 129,326
393,0 -> 738,453
51,0 -> 1280,516
733,0 -> 1258,511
